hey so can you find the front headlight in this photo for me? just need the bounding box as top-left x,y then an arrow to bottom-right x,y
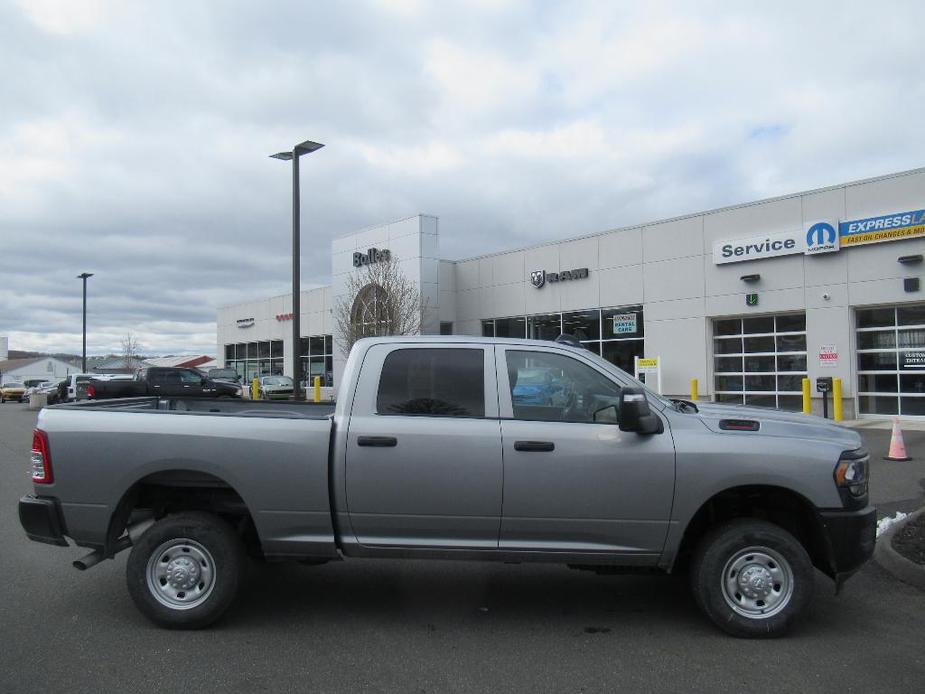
834,450 -> 869,501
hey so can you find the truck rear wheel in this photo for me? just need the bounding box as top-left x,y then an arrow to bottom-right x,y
126,512 -> 246,629
690,519 -> 813,638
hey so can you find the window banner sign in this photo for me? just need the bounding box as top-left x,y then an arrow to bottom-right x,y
612,313 -> 637,334
839,209 -> 925,247
901,351 -> 925,370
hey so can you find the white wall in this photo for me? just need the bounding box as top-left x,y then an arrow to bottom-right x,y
330,214 -> 439,386
2,357 -> 76,385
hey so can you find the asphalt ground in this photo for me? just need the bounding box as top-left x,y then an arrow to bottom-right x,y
1,404 -> 923,693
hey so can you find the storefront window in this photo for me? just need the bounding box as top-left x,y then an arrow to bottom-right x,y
562,310 -> 601,342
494,317 -> 526,338
527,314 -> 561,341
224,335 -> 334,387
481,306 -> 645,374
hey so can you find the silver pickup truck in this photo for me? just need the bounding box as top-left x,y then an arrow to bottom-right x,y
19,336 -> 875,637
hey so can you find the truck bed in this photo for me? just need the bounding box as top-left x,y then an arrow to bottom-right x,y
37,397 -> 337,559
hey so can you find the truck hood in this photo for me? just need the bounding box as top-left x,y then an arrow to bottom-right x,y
691,401 -> 862,450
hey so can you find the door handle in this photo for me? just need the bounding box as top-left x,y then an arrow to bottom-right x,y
514,440 -> 555,452
357,436 -> 398,447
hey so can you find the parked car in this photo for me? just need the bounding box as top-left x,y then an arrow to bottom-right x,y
258,375 -> 294,400
0,382 -> 26,402
207,368 -> 242,384
63,374 -> 99,402
23,381 -> 56,403
86,367 -> 243,399
20,335 -> 874,637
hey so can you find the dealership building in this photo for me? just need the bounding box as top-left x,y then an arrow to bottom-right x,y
217,166 -> 925,419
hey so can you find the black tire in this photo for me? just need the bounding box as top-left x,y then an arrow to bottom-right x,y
690,519 -> 814,638
126,512 -> 246,629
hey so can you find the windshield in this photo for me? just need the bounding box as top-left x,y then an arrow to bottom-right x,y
262,377 -> 292,386
4,383 -> 24,389
577,347 -> 672,408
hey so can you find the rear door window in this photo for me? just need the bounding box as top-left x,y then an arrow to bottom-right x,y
377,348 -> 485,417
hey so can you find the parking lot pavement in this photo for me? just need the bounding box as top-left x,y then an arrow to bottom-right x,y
1,404 -> 924,693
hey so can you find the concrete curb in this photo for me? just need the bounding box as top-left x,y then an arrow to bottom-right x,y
874,508 -> 925,591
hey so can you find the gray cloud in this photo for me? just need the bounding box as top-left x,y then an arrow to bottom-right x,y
2,0 -> 924,355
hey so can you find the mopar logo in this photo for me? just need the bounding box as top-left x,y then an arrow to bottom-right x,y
805,221 -> 839,255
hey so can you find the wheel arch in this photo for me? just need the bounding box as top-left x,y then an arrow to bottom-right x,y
671,484 -> 831,578
105,469 -> 260,558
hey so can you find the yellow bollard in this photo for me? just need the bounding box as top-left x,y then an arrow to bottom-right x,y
802,378 -> 811,414
313,376 -> 321,403
833,377 -> 843,422
690,378 -> 698,401
251,377 -> 259,401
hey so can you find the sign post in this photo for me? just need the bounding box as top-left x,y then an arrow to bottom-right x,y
634,356 -> 662,394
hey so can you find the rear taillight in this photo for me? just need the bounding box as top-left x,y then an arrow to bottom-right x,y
86,384 -> 96,398
31,429 -> 53,484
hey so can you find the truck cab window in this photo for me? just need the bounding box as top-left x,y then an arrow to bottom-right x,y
506,350 -> 622,423
179,370 -> 203,384
377,348 -> 485,417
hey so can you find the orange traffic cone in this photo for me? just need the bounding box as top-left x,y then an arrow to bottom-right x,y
884,417 -> 912,462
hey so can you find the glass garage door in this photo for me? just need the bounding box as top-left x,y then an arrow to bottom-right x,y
856,304 -> 925,417
713,314 -> 808,411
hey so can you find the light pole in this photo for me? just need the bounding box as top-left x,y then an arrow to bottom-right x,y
77,272 -> 93,372
270,139 -> 324,401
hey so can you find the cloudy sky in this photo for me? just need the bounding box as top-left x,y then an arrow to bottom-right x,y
2,0 -> 924,356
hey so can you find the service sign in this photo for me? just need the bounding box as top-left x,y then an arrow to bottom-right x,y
713,230 -> 802,264
839,209 -> 925,247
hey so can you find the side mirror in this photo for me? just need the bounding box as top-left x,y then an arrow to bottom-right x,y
618,387 -> 662,435
592,404 -> 619,424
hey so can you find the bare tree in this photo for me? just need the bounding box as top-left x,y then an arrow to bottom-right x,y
334,254 -> 427,355
120,332 -> 142,373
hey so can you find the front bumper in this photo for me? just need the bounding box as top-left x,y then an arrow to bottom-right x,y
19,495 -> 69,546
818,505 -> 877,586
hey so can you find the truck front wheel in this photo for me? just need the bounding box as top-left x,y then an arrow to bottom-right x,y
690,519 -> 814,638
126,512 -> 246,629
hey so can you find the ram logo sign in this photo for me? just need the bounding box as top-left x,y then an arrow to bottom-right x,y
529,267 -> 589,289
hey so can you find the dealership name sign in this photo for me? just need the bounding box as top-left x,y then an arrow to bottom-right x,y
714,207 -> 923,264
353,247 -> 391,267
530,267 -> 589,289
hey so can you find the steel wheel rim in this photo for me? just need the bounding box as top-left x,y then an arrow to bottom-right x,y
145,538 -> 216,610
721,545 -> 794,619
